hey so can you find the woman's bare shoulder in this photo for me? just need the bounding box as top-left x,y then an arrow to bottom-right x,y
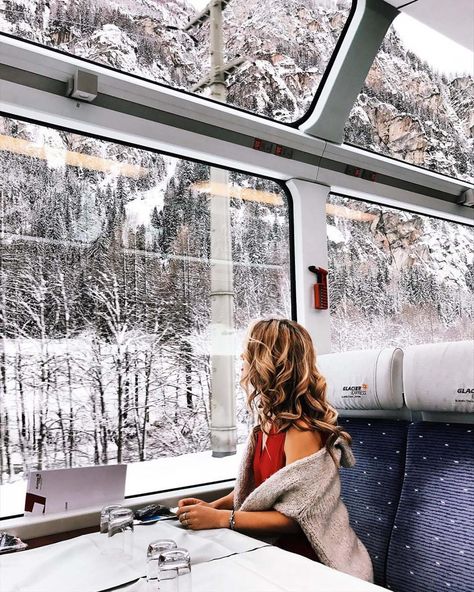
284,422 -> 323,465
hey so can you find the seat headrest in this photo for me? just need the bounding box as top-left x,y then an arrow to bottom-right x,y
404,341 -> 474,412
317,347 -> 404,410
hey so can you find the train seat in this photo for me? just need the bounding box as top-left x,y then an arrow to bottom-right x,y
386,341 -> 474,592
318,347 -> 407,586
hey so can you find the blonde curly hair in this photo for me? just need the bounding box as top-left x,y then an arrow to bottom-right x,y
240,319 -> 351,462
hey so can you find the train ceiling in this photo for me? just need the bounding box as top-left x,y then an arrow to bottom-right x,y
385,0 -> 474,51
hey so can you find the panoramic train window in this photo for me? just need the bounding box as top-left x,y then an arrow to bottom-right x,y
0,114 -> 291,517
344,13 -> 474,183
0,0 -> 352,123
327,194 -> 474,352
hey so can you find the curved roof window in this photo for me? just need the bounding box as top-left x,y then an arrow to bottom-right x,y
0,0 -> 353,123
344,13 -> 474,183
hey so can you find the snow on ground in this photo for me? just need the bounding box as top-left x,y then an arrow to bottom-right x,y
125,157 -> 177,229
326,224 -> 345,244
126,444 -> 244,497
0,445 -> 244,518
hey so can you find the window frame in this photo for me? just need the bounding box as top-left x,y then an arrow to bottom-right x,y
0,110 -> 297,520
0,0 -> 358,127
343,140 -> 474,186
294,0 -> 358,127
2,31 -> 471,207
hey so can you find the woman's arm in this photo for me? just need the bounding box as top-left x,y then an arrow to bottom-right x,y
227,428 -> 321,534
178,424 -> 322,533
210,490 -> 234,510
221,509 -> 300,534
177,490 -> 234,511
177,502 -> 300,533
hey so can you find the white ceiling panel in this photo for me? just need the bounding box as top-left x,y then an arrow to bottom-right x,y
384,0 -> 416,7
386,0 -> 474,51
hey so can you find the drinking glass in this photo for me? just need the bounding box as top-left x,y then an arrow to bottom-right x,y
146,539 -> 177,589
158,548 -> 191,592
107,507 -> 134,559
100,504 -> 122,534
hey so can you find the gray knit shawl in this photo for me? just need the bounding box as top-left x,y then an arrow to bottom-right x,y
234,427 -> 374,583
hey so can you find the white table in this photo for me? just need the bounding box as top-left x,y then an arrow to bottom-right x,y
190,546 -> 388,592
0,521 -> 388,592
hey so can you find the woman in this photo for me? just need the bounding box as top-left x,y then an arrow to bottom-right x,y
177,319 -> 373,582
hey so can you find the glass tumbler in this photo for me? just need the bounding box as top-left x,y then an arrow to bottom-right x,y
146,539 -> 177,589
100,504 -> 122,534
107,507 -> 135,559
158,548 -> 191,592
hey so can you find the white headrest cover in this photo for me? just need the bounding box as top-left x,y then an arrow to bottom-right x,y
404,341 -> 474,412
317,348 -> 404,410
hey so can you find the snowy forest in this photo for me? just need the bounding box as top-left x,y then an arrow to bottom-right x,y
0,0 -> 473,497
0,114 -> 290,488
327,194 -> 473,352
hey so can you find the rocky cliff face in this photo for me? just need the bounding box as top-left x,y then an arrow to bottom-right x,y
345,29 -> 473,181
216,0 -> 349,120
448,76 -> 474,139
1,0 -> 472,181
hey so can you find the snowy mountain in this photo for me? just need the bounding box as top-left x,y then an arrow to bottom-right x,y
345,29 -> 473,181
217,0 -> 350,120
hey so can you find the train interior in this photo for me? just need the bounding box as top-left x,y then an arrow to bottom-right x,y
0,0 -> 473,591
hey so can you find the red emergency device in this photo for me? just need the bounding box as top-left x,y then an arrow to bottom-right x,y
308,266 -> 328,310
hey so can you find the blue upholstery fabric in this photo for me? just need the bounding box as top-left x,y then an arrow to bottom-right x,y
386,422 -> 474,592
339,418 -> 409,586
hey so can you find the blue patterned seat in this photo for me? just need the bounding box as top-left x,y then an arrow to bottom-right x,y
386,422 -> 474,592
339,418 -> 409,587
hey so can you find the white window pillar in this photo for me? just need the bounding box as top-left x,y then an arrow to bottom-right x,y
209,167 -> 237,458
300,0 -> 398,143
288,179 -> 331,355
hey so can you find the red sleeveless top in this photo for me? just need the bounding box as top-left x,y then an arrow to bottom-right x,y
252,425 -> 319,561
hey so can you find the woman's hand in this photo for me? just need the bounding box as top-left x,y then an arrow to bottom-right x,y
177,497 -> 213,508
176,503 -> 229,530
